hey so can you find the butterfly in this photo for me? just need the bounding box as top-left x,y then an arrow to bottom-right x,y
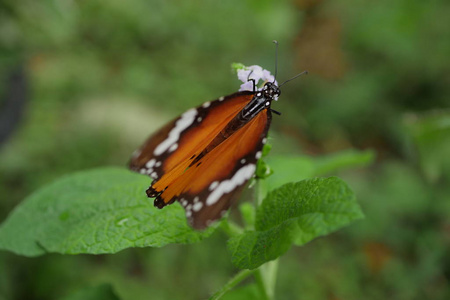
129,46 -> 305,229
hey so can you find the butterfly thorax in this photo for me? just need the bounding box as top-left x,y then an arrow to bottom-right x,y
190,85 -> 278,166
241,81 -> 280,120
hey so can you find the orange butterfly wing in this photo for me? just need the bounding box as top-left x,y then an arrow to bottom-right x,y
130,91 -> 272,229
157,109 -> 271,228
129,92 -> 253,179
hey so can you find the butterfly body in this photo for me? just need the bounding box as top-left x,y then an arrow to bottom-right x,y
130,78 -> 281,229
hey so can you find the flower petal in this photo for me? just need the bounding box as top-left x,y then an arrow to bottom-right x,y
239,81 -> 255,92
236,64 -> 277,91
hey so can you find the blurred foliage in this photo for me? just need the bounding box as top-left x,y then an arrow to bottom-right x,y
404,111 -> 450,182
60,284 -> 120,300
0,0 -> 449,299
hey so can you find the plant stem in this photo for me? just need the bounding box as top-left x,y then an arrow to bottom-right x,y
254,179 -> 279,300
220,218 -> 243,238
211,179 -> 279,300
255,178 -> 265,207
259,259 -> 279,299
254,268 -> 270,300
209,269 -> 255,300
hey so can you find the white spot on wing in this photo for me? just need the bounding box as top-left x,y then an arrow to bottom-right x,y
132,149 -> 141,158
262,138 -> 267,144
209,181 -> 219,191
193,202 -> 203,212
256,151 -> 262,159
146,159 -> 156,168
240,158 -> 246,164
206,164 -> 256,206
155,161 -> 162,167
202,101 -> 211,108
169,143 -> 178,152
219,96 -> 224,101
153,108 -> 197,156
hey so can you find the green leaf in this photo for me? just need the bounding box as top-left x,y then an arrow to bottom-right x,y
404,111 -> 450,182
0,168 -> 214,257
231,62 -> 246,72
255,159 -> 273,179
60,284 -> 121,300
313,149 -> 375,175
228,177 -> 363,269
228,222 -> 293,270
261,143 -> 272,157
265,156 -> 315,190
266,149 -> 375,191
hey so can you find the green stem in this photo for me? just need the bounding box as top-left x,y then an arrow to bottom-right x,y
254,268 -> 270,300
220,218 -> 243,238
209,269 -> 255,300
259,260 -> 279,299
211,179 -> 279,300
254,179 -> 279,300
255,179 -> 265,207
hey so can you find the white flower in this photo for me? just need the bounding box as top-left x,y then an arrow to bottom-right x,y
239,81 -> 254,92
237,65 -> 278,92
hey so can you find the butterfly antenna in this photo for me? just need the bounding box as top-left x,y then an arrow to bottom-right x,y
273,40 -> 279,82
279,70 -> 308,87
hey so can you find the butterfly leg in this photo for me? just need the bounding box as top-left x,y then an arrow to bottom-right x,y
270,109 -> 282,115
246,70 -> 256,92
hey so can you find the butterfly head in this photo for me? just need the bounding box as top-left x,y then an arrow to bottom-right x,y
262,81 -> 281,101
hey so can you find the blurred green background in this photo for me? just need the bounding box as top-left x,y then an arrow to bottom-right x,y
0,0 -> 449,299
